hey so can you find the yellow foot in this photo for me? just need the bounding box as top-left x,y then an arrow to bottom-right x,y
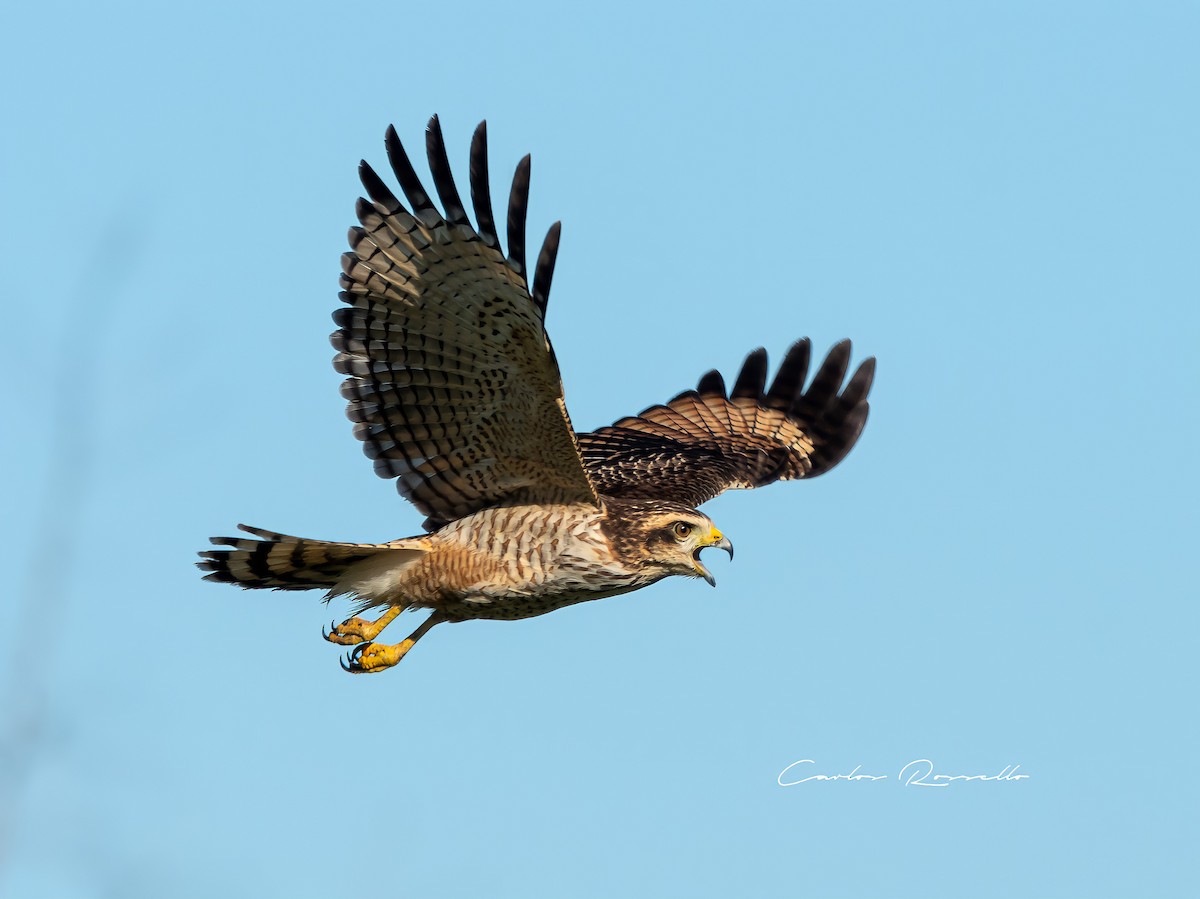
322,617 -> 373,645
340,638 -> 416,674
322,606 -> 404,645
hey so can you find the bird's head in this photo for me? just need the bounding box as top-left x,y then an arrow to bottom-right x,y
607,501 -> 735,587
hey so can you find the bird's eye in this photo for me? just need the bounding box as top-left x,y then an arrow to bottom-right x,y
672,522 -> 693,540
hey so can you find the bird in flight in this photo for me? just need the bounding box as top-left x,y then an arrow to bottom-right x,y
198,117 -> 875,673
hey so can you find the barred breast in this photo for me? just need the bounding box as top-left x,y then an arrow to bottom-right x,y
406,503 -> 647,621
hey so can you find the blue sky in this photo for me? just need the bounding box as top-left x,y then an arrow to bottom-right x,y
2,1 -> 1197,896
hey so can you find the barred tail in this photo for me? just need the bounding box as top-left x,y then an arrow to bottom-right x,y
197,524 -> 427,595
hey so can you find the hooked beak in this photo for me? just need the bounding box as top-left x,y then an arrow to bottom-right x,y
693,528 -> 735,587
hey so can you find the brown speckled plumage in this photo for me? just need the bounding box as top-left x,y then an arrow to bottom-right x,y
198,117 -> 875,674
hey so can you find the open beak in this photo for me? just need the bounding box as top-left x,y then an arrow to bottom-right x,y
693,528 -> 735,587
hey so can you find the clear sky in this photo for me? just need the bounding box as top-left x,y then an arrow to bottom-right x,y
2,1 -> 1197,896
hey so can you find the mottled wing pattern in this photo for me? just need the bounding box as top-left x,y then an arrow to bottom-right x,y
577,340 -> 874,508
335,117 -> 600,529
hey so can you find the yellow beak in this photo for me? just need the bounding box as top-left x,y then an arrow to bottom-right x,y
693,526 -> 735,587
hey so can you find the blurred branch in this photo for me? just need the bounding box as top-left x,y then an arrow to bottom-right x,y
0,213 -> 141,874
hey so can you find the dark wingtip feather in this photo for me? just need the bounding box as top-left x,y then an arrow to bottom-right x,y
237,523 -> 282,538
766,338 -> 811,409
425,115 -> 469,226
507,154 -> 532,279
808,401 -> 871,478
732,348 -> 769,399
696,370 -> 727,396
801,340 -> 852,412
839,357 -> 876,411
469,121 -> 499,249
385,124 -> 438,223
354,196 -> 378,224
826,338 -> 852,361
358,161 -> 400,210
531,221 -> 562,319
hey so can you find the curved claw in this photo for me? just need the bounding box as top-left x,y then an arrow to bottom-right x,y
341,644 -> 371,674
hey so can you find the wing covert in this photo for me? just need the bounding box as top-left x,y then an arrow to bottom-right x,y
334,116 -> 599,529
577,341 -> 874,508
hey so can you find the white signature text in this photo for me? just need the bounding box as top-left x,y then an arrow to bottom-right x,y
778,758 -> 1030,787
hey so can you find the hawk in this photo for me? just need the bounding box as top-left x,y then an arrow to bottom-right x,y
198,117 -> 875,673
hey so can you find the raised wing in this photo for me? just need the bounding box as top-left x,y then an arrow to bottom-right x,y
335,117 -> 599,529
577,340 -> 874,508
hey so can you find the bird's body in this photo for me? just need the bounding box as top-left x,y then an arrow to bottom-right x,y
199,117 -> 875,673
218,500 -> 720,621
426,499 -> 700,620
432,503 -> 639,614
394,502 -> 635,620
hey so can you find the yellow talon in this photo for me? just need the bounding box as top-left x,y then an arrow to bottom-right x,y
323,606 -> 405,645
324,616 -> 371,645
336,611 -> 443,674
342,638 -> 416,674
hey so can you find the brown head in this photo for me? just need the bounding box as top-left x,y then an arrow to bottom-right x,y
601,498 -> 734,587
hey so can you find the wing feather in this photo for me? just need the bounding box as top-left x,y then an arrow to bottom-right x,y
336,117 -> 598,529
578,341 -> 874,507
506,154 -> 532,278
424,115 -> 470,226
469,122 -> 500,250
531,221 -> 562,318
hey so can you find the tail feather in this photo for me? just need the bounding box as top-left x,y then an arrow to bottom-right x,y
197,524 -> 428,597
